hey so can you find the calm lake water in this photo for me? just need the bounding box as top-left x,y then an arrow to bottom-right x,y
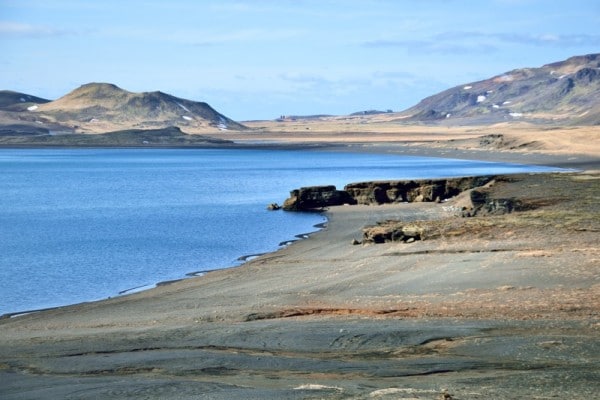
0,148 -> 562,315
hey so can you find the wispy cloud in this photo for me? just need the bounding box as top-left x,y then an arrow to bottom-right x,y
363,38 -> 497,55
363,31 -> 600,53
0,21 -> 69,38
275,69 -> 438,102
191,28 -> 300,46
438,31 -> 600,47
528,33 -> 600,47
278,72 -> 329,85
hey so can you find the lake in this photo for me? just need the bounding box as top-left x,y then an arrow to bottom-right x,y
0,148 -> 563,315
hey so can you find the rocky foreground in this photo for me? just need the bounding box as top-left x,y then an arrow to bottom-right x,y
0,165 -> 598,399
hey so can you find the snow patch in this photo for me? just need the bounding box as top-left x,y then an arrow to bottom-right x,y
217,116 -> 228,130
19,97 -> 26,102
486,90 -> 494,94
492,104 -> 500,109
446,113 -> 451,118
509,112 -> 523,118
27,105 -> 38,111
463,85 -> 472,90
176,102 -> 191,113
89,118 -> 99,123
477,95 -> 486,103
182,116 -> 193,121
502,101 -> 511,105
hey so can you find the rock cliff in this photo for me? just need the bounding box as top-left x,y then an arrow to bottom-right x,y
282,185 -> 356,211
282,176 -> 494,211
344,176 -> 494,205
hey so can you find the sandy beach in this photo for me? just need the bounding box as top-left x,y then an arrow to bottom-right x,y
0,135 -> 599,399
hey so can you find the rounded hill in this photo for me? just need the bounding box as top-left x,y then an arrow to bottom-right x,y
36,83 -> 246,133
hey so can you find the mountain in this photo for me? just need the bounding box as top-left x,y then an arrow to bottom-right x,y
0,83 -> 246,137
399,53 -> 600,125
0,90 -> 50,111
36,83 -> 246,132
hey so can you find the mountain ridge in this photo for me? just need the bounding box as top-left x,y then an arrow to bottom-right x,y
395,53 -> 600,125
1,53 -> 599,143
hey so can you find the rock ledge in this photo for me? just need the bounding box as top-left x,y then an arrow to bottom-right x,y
283,176 -> 495,211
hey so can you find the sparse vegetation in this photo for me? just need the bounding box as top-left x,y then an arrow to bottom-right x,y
362,173 -> 599,243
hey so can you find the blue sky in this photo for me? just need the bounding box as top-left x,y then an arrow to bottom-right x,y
1,0 -> 599,120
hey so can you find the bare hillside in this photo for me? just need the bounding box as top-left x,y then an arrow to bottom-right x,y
0,83 -> 246,137
398,53 -> 600,125
0,90 -> 50,111
36,83 -> 246,132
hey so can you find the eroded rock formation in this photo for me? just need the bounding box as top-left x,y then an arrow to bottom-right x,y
282,176 -> 495,211
282,185 -> 357,211
344,176 -> 494,205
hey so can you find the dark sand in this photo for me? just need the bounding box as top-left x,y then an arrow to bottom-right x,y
0,144 -> 598,399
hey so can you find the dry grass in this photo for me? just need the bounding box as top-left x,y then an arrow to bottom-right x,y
223,120 -> 600,156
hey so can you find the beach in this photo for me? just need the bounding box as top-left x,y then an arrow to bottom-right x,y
0,138 -> 599,399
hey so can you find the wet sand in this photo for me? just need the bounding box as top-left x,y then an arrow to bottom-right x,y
0,144 -> 598,399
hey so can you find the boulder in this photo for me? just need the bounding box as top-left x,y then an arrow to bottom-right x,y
362,222 -> 426,244
468,190 -> 522,216
266,203 -> 281,211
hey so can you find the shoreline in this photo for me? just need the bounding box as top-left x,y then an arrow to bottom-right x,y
0,142 -> 591,319
1,143 -> 598,399
0,216 -> 329,320
2,138 -> 598,170
0,145 -> 593,314
0,144 -> 576,320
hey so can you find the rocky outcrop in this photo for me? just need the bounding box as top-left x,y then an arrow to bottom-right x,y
363,222 -> 426,244
283,176 -> 495,211
266,203 -> 281,211
461,189 -> 523,217
282,185 -> 356,211
344,176 -> 494,205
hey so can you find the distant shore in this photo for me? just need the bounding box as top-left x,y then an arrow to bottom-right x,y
2,137 -> 598,171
